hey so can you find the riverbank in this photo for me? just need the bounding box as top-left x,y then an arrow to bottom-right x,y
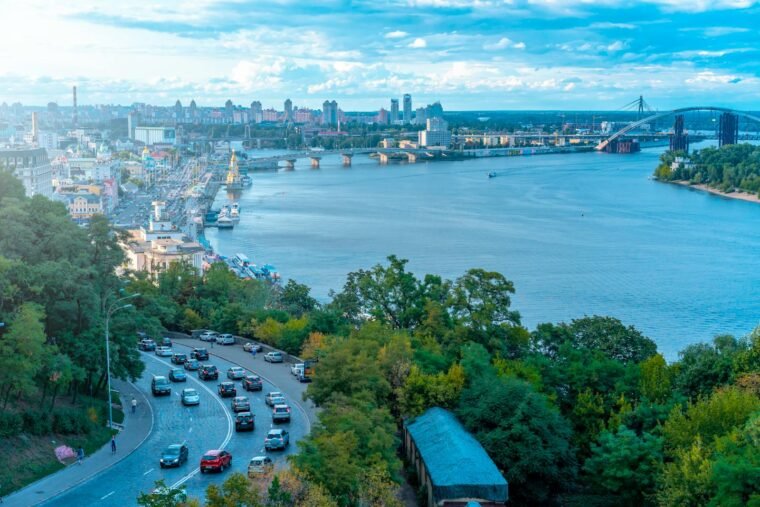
668,180 -> 760,204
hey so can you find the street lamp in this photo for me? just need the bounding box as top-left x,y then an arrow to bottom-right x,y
105,293 -> 140,429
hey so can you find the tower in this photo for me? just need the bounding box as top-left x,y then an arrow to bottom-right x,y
718,113 -> 738,147
226,150 -> 242,190
390,98 -> 399,123
72,85 -> 78,128
31,112 -> 39,143
403,94 -> 412,124
284,99 -> 293,122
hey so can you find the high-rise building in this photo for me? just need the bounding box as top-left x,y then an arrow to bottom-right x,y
189,100 -> 197,120
174,100 -> 183,122
377,108 -> 389,125
284,99 -> 293,122
250,101 -> 263,123
72,86 -> 78,128
322,100 -> 338,125
0,147 -> 53,198
415,107 -> 427,125
403,94 -> 412,124
427,101 -> 444,119
390,99 -> 399,123
127,111 -> 138,140
418,117 -> 451,147
225,99 -> 234,122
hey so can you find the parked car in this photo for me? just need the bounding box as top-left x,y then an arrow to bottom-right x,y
272,404 -> 291,423
138,339 -> 156,351
290,363 -> 304,376
243,342 -> 262,353
155,346 -> 172,357
235,412 -> 255,432
247,456 -> 273,477
216,334 -> 236,345
218,382 -> 237,397
151,375 -> 171,396
231,396 -> 250,413
161,336 -> 172,347
227,366 -> 246,380
191,348 -> 209,361
184,359 -> 200,371
199,331 -> 218,342
200,450 -> 232,473
181,388 -> 200,406
242,375 -> 263,391
199,364 -> 218,380
264,429 -> 289,451
171,353 -> 187,365
265,392 -> 285,407
264,352 -> 283,363
160,444 -> 188,468
191,329 -> 209,339
297,372 -> 313,383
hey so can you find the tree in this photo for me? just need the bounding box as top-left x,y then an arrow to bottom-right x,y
567,316 -> 656,364
658,437 -> 714,507
397,363 -> 465,417
137,480 -> 190,507
0,168 -> 26,202
0,303 -> 47,407
639,353 -> 673,403
709,414 -> 760,507
674,336 -> 742,399
205,472 -> 263,507
276,279 -> 318,316
583,427 -> 664,506
357,466 -> 403,507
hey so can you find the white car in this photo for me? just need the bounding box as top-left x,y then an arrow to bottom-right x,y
244,342 -> 262,353
290,363 -> 304,376
199,331 -> 217,342
155,346 -> 173,357
247,456 -> 273,477
227,366 -> 246,380
216,334 -> 235,345
264,352 -> 283,363
265,391 -> 284,407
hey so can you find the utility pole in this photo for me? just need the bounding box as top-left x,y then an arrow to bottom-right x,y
105,293 -> 140,429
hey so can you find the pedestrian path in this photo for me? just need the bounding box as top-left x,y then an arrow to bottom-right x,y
3,380 -> 153,506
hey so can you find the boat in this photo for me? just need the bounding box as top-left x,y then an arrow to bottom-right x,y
488,172 -> 497,178
230,203 -> 240,221
216,215 -> 234,229
242,175 -> 253,186
233,253 -> 250,268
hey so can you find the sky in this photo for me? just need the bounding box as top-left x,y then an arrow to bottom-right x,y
1,0 -> 759,110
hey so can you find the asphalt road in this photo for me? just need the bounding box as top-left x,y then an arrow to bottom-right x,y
45,342 -> 310,506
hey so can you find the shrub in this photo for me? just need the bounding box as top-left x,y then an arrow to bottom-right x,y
22,410 -> 53,436
52,408 -> 93,435
0,412 -> 23,437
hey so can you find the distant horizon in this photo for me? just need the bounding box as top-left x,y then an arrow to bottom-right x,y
2,2 -> 759,109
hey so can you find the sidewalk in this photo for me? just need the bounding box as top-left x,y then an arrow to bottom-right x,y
3,379 -> 153,506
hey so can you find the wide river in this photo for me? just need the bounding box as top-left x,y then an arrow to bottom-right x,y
206,143 -> 760,359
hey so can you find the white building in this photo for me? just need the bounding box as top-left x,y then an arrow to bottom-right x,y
134,126 -> 176,146
418,118 -> 451,148
0,147 -> 53,198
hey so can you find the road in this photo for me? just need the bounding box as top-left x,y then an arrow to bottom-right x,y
44,341 -> 311,505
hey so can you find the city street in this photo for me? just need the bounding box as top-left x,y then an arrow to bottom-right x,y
39,342 -> 311,505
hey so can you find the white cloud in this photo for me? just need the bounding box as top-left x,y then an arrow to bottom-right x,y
703,26 -> 751,36
409,38 -> 427,48
513,42 -> 526,49
606,41 -> 626,52
483,37 -> 526,50
385,30 -> 409,38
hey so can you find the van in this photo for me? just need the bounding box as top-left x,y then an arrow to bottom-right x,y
151,375 -> 171,396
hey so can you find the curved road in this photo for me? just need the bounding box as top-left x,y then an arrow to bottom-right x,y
44,341 -> 310,505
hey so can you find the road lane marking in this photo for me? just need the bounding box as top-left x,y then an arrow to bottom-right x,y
101,491 -> 115,500
142,354 -> 234,491
143,468 -> 154,476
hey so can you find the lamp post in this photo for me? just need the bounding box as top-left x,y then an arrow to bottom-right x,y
105,293 -> 139,429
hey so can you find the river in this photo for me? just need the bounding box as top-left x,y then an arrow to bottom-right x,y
205,143 -> 760,359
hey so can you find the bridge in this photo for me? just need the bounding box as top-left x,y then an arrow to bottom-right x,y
227,148 -> 453,169
596,106 -> 760,152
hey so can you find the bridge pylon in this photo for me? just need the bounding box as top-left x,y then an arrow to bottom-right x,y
341,154 -> 353,166
310,157 -> 321,169
283,159 -> 296,170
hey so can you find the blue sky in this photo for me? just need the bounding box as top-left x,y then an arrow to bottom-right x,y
1,0 -> 759,110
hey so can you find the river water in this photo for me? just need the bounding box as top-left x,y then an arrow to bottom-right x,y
205,144 -> 760,358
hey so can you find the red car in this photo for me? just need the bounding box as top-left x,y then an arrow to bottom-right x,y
200,449 -> 232,473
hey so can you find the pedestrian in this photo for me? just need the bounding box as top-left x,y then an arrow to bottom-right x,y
210,339 -> 214,348
77,446 -> 85,465
251,348 -> 256,359
111,436 -> 116,455
131,396 -> 137,414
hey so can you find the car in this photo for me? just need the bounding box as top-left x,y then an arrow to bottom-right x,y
227,366 -> 246,380
290,363 -> 304,376
199,364 -> 218,380
138,339 -> 156,351
171,352 -> 187,365
272,404 -> 291,423
199,331 -> 218,342
168,368 -> 187,382
263,352 -> 283,363
265,392 -> 285,407
216,333 -> 236,345
161,336 -> 172,347
191,329 -> 210,339
231,396 -> 250,413
181,388 -> 200,406
297,372 -> 313,383
218,381 -> 237,397
242,375 -> 263,391
159,444 -> 188,468
200,450 -> 232,473
247,456 -> 273,477
243,342 -> 262,353
264,429 -> 289,451
155,346 -> 173,357
191,348 -> 209,361
235,412 -> 255,432
183,359 -> 200,371
151,375 -> 171,396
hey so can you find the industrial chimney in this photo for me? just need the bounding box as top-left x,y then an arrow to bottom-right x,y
72,85 -> 78,128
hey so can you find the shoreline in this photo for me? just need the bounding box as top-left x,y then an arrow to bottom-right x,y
666,180 -> 760,205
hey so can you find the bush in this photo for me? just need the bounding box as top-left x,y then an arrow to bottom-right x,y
0,412 -> 23,437
52,408 -> 93,435
22,411 -> 53,436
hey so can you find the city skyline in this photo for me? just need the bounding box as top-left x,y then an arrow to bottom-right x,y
1,1 -> 759,109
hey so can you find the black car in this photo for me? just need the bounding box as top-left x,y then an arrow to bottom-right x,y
151,375 -> 171,396
218,382 -> 237,397
199,364 -> 218,381
235,412 -> 255,432
191,348 -> 209,361
138,339 -> 157,351
242,375 -> 263,391
171,352 -> 187,365
160,444 -> 188,468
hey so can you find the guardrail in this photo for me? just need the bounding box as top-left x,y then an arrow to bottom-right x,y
162,330 -> 304,364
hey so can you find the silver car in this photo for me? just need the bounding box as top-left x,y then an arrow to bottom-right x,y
264,351 -> 283,363
216,334 -> 235,345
